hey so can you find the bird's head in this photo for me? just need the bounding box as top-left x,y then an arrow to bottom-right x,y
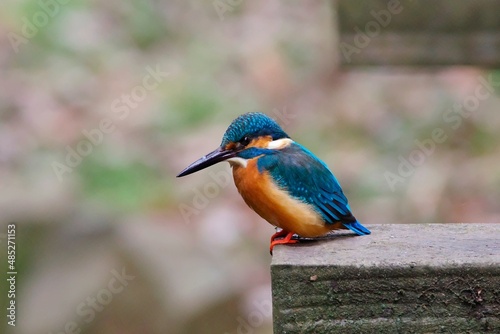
177,112 -> 290,177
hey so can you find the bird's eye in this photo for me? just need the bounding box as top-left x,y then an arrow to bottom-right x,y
239,136 -> 251,146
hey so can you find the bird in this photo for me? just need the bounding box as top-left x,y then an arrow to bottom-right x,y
177,112 -> 370,254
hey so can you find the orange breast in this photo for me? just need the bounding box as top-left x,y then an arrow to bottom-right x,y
232,159 -> 337,237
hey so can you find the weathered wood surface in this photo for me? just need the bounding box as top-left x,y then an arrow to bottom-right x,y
271,224 -> 500,333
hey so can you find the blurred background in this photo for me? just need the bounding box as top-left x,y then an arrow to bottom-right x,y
1,1 -> 499,333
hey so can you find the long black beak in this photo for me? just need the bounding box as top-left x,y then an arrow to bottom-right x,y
177,147 -> 236,177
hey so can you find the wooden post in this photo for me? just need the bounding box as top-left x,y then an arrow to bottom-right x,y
271,224 -> 500,333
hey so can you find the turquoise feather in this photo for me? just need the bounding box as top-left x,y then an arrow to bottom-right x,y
256,143 -> 370,235
220,112 -> 370,236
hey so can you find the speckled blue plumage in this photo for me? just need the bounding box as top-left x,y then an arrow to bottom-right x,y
255,142 -> 370,235
221,112 -> 289,146
223,112 -> 370,235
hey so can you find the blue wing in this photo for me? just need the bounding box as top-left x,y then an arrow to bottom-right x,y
257,143 -> 370,235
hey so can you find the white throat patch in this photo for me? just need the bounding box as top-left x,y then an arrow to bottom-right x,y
227,157 -> 248,168
227,138 -> 293,168
267,138 -> 294,150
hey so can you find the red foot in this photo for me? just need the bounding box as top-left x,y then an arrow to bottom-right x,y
270,229 -> 289,243
270,231 -> 298,255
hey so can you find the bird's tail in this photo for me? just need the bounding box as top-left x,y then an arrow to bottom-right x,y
343,221 -> 371,235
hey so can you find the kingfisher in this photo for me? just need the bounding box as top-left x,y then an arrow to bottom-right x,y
177,112 -> 370,253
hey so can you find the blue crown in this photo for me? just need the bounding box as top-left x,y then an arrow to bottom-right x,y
221,112 -> 289,146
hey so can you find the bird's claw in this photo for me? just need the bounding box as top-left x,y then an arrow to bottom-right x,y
269,231 -> 299,255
